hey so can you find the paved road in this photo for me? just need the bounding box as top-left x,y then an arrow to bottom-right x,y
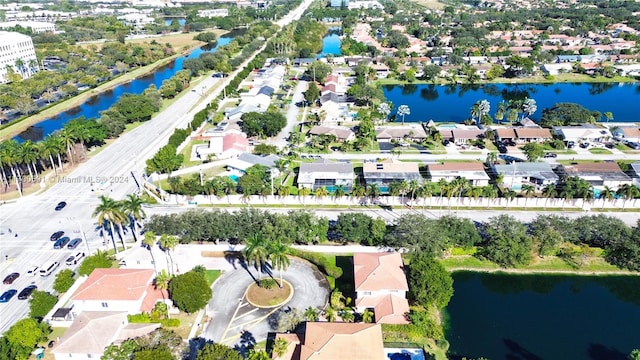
273,80 -> 307,150
204,259 -> 329,348
0,0 -> 316,334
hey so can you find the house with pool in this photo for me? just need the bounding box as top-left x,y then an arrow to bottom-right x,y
362,160 -> 423,193
297,159 -> 354,192
492,162 -> 560,190
427,162 -> 490,187
558,162 -> 633,191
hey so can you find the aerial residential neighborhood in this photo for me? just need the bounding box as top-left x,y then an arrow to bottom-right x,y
0,0 -> 639,359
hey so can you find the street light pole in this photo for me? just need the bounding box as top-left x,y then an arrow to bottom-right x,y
69,217 -> 90,254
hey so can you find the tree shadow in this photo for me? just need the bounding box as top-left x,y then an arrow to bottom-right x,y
185,337 -> 207,360
233,330 -> 256,358
224,251 -> 241,270
586,343 -> 626,360
503,338 -> 542,360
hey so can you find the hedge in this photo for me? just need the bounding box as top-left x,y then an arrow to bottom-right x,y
127,313 -> 180,327
288,248 -> 343,279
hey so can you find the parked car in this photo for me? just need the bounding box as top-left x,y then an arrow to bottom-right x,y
50,231 -> 65,241
53,236 -> 71,249
567,141 -> 576,148
498,145 -> 508,154
26,266 -> 39,276
627,142 -> 640,150
544,153 -> 558,158
67,238 -> 83,249
66,252 -> 85,266
3,272 -> 19,284
579,142 -> 590,148
0,289 -> 17,303
17,285 -> 37,300
54,201 -> 67,211
605,143 -> 615,149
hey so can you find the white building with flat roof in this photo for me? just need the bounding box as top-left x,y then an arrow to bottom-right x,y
0,31 -> 38,83
197,8 -> 229,17
0,21 -> 56,33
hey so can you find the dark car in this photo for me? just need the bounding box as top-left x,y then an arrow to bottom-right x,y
54,237 -> 71,249
50,231 -> 65,242
17,285 -> 37,300
544,152 -> 558,158
67,238 -> 82,250
579,142 -> 590,149
498,145 -> 508,154
48,340 -> 55,348
567,141 -> 576,148
0,289 -> 17,303
605,143 -> 615,149
54,201 -> 67,211
2,272 -> 19,285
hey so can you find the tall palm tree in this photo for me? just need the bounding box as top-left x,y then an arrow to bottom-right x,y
398,180 -> 408,207
397,104 -> 410,125
468,186 -> 483,208
616,184 -> 639,210
325,307 -> 337,322
19,141 -> 39,182
407,179 -> 419,201
418,183 -> 433,210
40,135 -> 60,176
520,184 -> 536,209
243,233 -> 268,281
315,186 -> 329,205
272,338 -> 289,359
521,98 -> 537,120
599,186 -> 615,210
1,140 -> 23,196
483,185 -> 498,209
542,184 -> 557,210
299,186 -> 311,206
503,189 -> 516,208
268,238 -> 290,288
59,129 -> 76,165
154,270 -> 171,302
352,184 -> 366,205
143,231 -> 158,273
366,183 -> 380,204
93,195 -> 126,254
388,181 -> 400,205
559,187 -> 574,210
121,193 -> 148,242
334,185 -> 345,204
159,234 -> 179,275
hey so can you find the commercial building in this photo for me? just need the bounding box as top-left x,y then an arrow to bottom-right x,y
0,21 -> 56,33
0,31 -> 38,83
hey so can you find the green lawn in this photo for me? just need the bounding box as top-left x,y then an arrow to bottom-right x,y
205,270 -> 223,286
588,148 -> 612,154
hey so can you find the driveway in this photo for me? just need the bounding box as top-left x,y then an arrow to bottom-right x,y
204,259 -> 330,348
273,80 -> 308,150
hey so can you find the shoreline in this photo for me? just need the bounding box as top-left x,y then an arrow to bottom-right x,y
446,266 -> 639,276
0,41 -> 205,141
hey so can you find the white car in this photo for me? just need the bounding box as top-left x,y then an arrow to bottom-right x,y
26,266 -> 39,276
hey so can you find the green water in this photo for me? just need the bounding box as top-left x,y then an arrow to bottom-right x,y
445,272 -> 640,360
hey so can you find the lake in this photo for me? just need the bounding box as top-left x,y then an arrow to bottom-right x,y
319,28 -> 342,57
382,82 -> 640,123
445,272 -> 640,360
14,31 -> 238,142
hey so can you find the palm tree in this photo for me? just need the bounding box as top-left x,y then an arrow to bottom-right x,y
468,186 -> 483,208
159,234 -> 179,275
560,187 -> 574,210
334,185 -> 345,204
397,104 -> 410,125
604,111 -> 613,123
304,306 -> 319,321
272,338 -> 289,358
59,129 -> 76,165
377,102 -> 391,124
143,231 -> 158,273
121,193 -> 148,242
599,186 -> 614,210
299,186 -> 311,206
340,308 -> 355,322
40,135 -> 60,176
616,184 -> 639,210
503,189 -> 516,208
520,184 -> 536,209
352,184 -> 366,204
93,195 -> 126,254
388,181 -> 400,205
19,141 -> 39,182
407,179 -> 420,201
521,98 -> 537,120
325,307 -> 337,322
315,186 -> 329,205
154,270 -> 171,302
268,238 -> 290,288
483,185 -> 498,208
542,184 -> 557,210
366,183 -> 380,204
243,233 -> 268,281
0,140 -> 23,196
486,151 -> 498,165
418,183 -> 433,210
361,308 -> 374,323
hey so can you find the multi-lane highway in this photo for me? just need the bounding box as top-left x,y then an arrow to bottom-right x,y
0,0 -> 315,335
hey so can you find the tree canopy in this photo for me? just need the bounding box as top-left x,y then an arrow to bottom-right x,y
169,270 -> 212,313
407,252 -> 454,309
480,214 -> 532,267
540,102 -> 602,127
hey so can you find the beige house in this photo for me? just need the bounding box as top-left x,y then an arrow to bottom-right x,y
363,160 -> 423,193
375,126 -> 428,143
309,125 -> 355,142
273,322 -> 385,360
353,253 -> 409,324
559,162 -> 633,190
514,127 -> 552,143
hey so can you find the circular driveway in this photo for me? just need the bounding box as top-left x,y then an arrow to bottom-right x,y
204,258 -> 330,347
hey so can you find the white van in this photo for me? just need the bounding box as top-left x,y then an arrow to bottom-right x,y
39,261 -> 59,277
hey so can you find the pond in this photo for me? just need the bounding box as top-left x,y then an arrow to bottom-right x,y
445,272 -> 640,360
319,27 -> 342,57
382,82 -> 640,123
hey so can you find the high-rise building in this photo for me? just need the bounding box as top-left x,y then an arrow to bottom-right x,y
0,31 -> 39,83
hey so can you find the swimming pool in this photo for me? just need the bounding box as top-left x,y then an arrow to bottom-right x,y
228,175 -> 240,182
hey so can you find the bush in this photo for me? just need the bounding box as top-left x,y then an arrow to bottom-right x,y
260,278 -> 277,289
53,269 -> 75,293
288,249 -> 342,278
127,313 -> 180,327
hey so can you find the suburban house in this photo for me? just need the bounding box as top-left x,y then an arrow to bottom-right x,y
495,127 -> 517,142
273,322 -> 385,360
559,162 -> 633,190
52,312 -> 160,360
492,162 -> 560,190
552,125 -> 612,143
225,65 -> 284,121
196,132 -> 249,160
70,268 -> 166,315
363,160 -> 423,192
319,99 -> 352,123
375,125 -> 428,143
226,153 -> 280,176
427,162 -> 490,186
309,125 -> 355,142
611,126 -> 640,143
628,161 -> 640,186
451,128 -> 485,145
353,253 -> 409,324
297,159 -> 354,191
514,127 -> 553,143
225,102 -> 264,122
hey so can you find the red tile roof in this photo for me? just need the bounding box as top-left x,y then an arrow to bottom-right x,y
222,133 -> 249,153
354,253 -> 408,292
73,268 -> 154,301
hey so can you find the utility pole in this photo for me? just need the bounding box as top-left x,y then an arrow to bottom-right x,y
69,217 -> 90,254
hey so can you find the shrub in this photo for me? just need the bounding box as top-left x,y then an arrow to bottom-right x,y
288,249 -> 342,278
260,278 -> 277,289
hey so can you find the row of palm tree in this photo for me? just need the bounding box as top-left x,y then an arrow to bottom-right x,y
272,178 -> 638,210
0,116 -> 105,196
92,194 -> 148,255
242,233 -> 291,288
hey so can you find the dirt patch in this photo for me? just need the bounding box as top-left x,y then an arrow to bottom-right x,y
246,280 -> 292,308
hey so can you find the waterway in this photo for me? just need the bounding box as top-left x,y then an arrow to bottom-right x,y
382,82 -> 640,123
445,272 -> 640,360
15,32 -> 236,142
